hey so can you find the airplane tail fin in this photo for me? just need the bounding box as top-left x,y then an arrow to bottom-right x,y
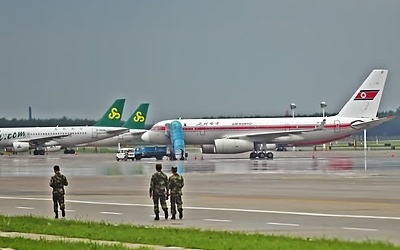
94,99 -> 125,127
122,103 -> 149,129
336,69 -> 388,118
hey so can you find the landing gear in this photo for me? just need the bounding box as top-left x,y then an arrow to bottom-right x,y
64,148 -> 75,154
249,151 -> 273,160
33,149 -> 46,155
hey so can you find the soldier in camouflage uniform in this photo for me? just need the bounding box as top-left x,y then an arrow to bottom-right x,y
168,166 -> 184,219
149,163 -> 169,220
49,165 -> 68,219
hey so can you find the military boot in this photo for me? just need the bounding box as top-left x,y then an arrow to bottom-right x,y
178,209 -> 183,219
154,212 -> 160,221
61,209 -> 66,218
171,214 -> 176,220
54,212 -> 59,219
163,208 -> 168,219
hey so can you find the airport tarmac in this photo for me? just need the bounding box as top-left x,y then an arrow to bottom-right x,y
0,149 -> 400,245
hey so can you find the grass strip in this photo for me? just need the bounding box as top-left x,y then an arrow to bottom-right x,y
0,236 -> 153,250
0,214 -> 399,250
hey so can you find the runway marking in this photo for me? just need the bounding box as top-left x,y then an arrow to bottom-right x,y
16,206 -> 34,210
268,222 -> 299,227
100,212 -> 122,215
204,219 -> 231,222
342,227 -> 378,232
2,196 -> 400,221
185,206 -> 400,221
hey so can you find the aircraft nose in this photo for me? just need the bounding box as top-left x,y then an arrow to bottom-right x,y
141,131 -> 150,142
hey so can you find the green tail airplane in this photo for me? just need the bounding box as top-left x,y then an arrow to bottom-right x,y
79,102 -> 150,147
94,99 -> 126,127
122,103 -> 149,129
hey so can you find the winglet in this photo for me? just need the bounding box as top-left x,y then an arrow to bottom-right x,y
122,103 -> 149,129
94,99 -> 125,127
336,69 -> 388,118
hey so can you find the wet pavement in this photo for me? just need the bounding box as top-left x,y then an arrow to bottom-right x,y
1,149 -> 400,245
1,150 -> 400,177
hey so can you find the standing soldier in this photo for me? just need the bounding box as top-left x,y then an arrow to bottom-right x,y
49,165 -> 68,219
168,166 -> 184,219
149,163 -> 169,220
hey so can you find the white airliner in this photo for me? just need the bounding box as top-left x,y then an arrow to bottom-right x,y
79,103 -> 150,148
0,99 -> 128,155
141,69 -> 393,159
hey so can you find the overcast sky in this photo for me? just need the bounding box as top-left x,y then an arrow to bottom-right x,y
1,0 -> 399,124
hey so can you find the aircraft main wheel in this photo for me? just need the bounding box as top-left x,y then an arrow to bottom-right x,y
266,152 -> 274,159
34,149 -> 45,155
258,152 -> 265,159
249,152 -> 257,159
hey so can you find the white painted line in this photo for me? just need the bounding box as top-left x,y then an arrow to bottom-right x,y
16,206 -> 34,210
186,206 -> 400,221
204,219 -> 231,222
268,222 -> 299,227
100,212 -> 122,215
2,196 -> 400,221
342,227 -> 378,232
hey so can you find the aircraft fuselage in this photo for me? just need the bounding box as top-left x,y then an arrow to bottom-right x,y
143,116 -> 375,146
0,126 -> 126,149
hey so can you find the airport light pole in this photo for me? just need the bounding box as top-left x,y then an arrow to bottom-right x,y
290,103 -> 296,118
320,101 -> 327,117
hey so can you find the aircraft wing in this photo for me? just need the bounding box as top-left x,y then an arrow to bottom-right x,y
129,129 -> 148,135
17,134 -> 71,147
105,128 -> 130,135
226,119 -> 326,143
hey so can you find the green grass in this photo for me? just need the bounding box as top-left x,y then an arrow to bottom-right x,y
0,236 -> 142,250
0,215 -> 399,250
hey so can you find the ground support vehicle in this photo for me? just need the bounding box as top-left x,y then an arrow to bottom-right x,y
134,146 -> 167,160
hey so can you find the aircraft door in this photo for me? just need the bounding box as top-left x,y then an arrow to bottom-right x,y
165,123 -> 171,137
334,120 -> 340,133
92,128 -> 98,138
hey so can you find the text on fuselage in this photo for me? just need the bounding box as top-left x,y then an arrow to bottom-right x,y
0,131 -> 26,140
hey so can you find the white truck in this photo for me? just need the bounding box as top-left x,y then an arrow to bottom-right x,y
116,147 -> 135,161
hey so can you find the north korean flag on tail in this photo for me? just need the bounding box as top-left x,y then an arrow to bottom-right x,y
354,90 -> 379,100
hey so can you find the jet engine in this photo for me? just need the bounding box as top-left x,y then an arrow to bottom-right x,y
201,139 -> 254,154
6,142 -> 30,152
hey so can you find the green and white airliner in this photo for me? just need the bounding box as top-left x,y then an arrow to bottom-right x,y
0,99 -> 128,155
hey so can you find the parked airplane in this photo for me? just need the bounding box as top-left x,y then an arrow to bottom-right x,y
79,103 -> 150,147
0,99 -> 128,155
141,69 -> 393,159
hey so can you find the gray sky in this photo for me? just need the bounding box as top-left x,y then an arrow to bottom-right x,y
1,0 -> 399,124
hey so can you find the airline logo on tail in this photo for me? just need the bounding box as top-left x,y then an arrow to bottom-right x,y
354,90 -> 379,100
108,108 -> 122,119
133,111 -> 145,122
